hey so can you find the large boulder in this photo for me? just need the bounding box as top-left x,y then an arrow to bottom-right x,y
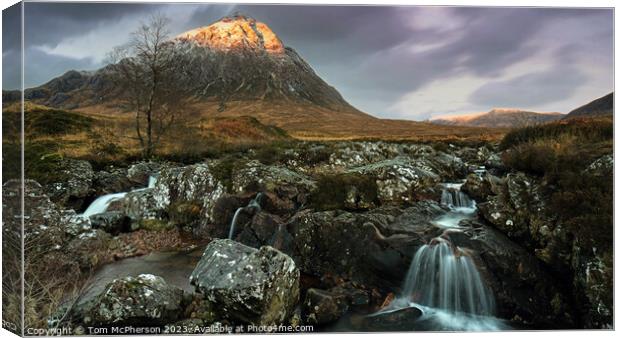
91,167 -> 133,196
126,162 -> 164,186
78,274 -> 183,326
152,163 -> 225,225
6,179 -> 97,244
123,189 -> 161,222
347,157 -> 440,204
461,172 -> 503,202
231,160 -> 315,202
287,204 -> 441,288
328,142 -> 403,168
89,211 -> 131,235
477,173 -> 570,267
190,239 -> 300,326
303,288 -> 349,325
45,159 -> 94,210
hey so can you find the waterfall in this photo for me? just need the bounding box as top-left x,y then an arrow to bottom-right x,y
435,183 -> 476,228
147,175 -> 157,189
228,192 -> 263,239
440,183 -> 475,210
402,237 -> 495,316
80,175 -> 157,218
82,192 -> 127,218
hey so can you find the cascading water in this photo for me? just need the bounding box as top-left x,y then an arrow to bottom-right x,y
435,183 -> 476,228
228,192 -> 263,239
402,237 -> 495,316
82,192 -> 128,218
440,183 -> 475,210
369,181 -> 507,331
80,176 -> 157,218
147,176 -> 157,189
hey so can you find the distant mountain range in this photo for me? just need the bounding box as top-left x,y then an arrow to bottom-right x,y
431,108 -> 564,128
565,92 -> 613,119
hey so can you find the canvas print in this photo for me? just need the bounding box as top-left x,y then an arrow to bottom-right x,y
1,1 -> 614,336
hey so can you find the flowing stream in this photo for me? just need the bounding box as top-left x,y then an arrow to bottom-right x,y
228,192 -> 263,239
373,182 -> 507,331
433,182 -> 477,228
80,176 -> 157,218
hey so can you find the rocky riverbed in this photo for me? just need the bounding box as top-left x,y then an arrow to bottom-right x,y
3,140 -> 612,332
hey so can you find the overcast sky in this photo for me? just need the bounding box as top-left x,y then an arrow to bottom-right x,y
2,3 -> 613,120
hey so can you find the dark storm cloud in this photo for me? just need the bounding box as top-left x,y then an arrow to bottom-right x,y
469,66 -> 588,108
1,3 -> 613,119
3,2 -> 21,89
22,2 -> 154,46
23,46 -> 98,88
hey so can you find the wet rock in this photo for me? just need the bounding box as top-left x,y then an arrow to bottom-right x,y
60,209 -> 94,237
153,163 -> 225,225
358,307 -> 423,331
45,159 -> 94,210
123,188 -> 161,222
477,146 -> 504,170
477,173 -> 548,240
79,274 -> 183,326
89,211 -> 131,235
236,211 -> 284,247
231,160 -> 315,201
190,239 -> 300,326
347,157 -> 440,204
422,152 -> 468,180
288,206 -> 435,288
328,142 -> 402,168
92,168 -> 133,195
126,162 -> 163,186
303,288 -> 349,325
209,194 -> 249,237
441,224 -> 573,328
261,191 -> 297,215
571,244 -> 613,328
461,172 -> 503,202
5,180 -> 62,243
327,283 -> 371,307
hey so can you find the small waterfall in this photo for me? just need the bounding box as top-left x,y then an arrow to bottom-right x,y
228,192 -> 263,239
435,183 -> 476,228
82,192 -> 127,218
147,175 -> 157,189
402,237 -> 495,316
440,183 -> 475,210
80,175 -> 157,218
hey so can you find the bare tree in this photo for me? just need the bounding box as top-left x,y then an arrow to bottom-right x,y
108,14 -> 194,159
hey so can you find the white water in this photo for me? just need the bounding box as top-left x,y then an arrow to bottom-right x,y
440,182 -> 476,212
435,183 -> 476,228
228,192 -> 263,239
147,176 -> 157,189
81,192 -> 128,218
374,181 -> 506,331
80,176 -> 157,218
402,237 -> 495,316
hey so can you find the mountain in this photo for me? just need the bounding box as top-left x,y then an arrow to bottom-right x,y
3,14 -> 504,140
431,108 -> 564,128
8,14 -> 362,114
565,92 -> 613,119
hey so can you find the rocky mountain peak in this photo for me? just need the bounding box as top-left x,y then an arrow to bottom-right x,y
176,13 -> 284,54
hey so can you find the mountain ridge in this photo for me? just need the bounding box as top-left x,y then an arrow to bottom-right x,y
431,108 -> 564,128
565,92 -> 613,119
